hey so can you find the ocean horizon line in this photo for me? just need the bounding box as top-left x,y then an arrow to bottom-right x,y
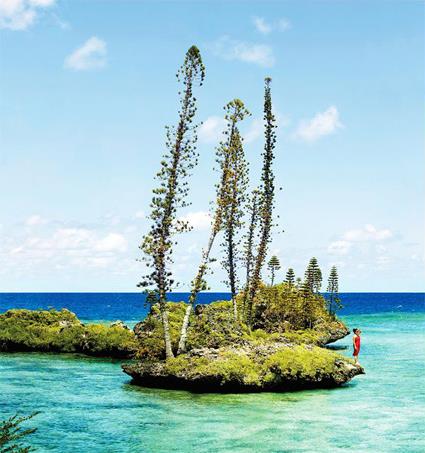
1,291 -> 424,295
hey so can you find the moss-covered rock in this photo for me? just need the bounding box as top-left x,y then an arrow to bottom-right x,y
0,309 -> 138,359
124,291 -> 359,392
122,342 -> 364,392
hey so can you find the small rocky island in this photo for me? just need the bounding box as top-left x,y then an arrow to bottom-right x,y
122,285 -> 364,392
0,308 -> 138,358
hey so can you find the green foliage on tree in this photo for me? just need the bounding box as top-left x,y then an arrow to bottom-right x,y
268,256 -> 281,286
327,266 -> 342,316
177,99 -> 249,353
304,257 -> 322,293
220,100 -> 250,319
285,268 -> 295,286
241,189 -> 259,313
300,280 -> 315,329
0,412 -> 39,453
246,78 -> 277,326
138,46 -> 205,359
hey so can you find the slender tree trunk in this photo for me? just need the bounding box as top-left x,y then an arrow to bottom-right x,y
227,211 -> 238,320
154,69 -> 193,360
177,230 -> 217,354
177,305 -> 192,355
159,290 -> 174,359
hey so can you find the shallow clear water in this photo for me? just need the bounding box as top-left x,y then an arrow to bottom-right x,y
1,311 -> 424,452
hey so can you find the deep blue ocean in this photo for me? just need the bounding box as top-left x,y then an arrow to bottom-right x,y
0,292 -> 424,322
1,293 -> 424,452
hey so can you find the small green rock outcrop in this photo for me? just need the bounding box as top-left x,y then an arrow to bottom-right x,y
0,309 -> 138,359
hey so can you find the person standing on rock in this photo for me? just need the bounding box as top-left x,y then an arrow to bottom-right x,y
352,328 -> 361,364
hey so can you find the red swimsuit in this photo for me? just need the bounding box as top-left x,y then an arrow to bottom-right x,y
353,335 -> 361,356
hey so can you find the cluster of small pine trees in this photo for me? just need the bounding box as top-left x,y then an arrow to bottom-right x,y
266,255 -> 342,318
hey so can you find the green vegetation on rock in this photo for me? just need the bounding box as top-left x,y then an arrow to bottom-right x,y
122,285 -> 363,392
123,342 -> 360,391
0,309 -> 138,358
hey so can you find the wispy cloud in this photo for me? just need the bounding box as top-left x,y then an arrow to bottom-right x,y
198,116 -> 226,144
25,214 -> 48,226
294,106 -> 343,143
278,18 -> 291,31
252,16 -> 291,34
210,36 -> 275,68
342,224 -> 393,242
0,0 -> 55,30
7,227 -> 128,269
328,240 -> 351,255
328,225 -> 394,257
64,36 -> 107,71
244,118 -> 263,144
253,17 -> 272,35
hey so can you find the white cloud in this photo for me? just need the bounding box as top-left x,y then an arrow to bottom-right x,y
0,0 -> 55,30
294,106 -> 343,143
25,214 -> 47,226
135,210 -> 145,219
328,225 -> 393,259
95,233 -> 127,252
178,211 -> 212,231
64,36 -> 107,71
253,17 -> 272,35
253,16 -> 291,34
8,227 -> 128,265
328,240 -> 351,255
244,118 -> 263,144
29,0 -> 55,6
343,224 -> 393,242
210,36 -> 275,68
199,116 -> 226,144
278,18 -> 291,31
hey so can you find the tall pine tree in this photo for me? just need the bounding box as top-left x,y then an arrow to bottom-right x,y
268,256 -> 281,286
327,265 -> 342,316
221,100 -> 250,319
304,257 -> 322,293
246,78 -> 277,326
138,46 -> 205,359
285,267 -> 295,286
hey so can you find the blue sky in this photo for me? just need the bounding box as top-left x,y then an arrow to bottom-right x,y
0,0 -> 424,292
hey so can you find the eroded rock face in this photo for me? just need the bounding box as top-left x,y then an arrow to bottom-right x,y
314,320 -> 350,345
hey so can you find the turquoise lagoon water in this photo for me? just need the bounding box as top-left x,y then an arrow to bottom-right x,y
1,306 -> 425,451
